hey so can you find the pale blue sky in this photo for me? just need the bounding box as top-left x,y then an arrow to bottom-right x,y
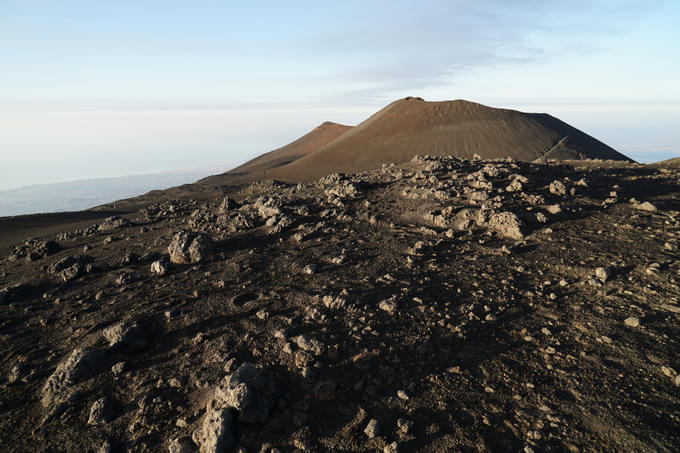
1,1 -> 679,190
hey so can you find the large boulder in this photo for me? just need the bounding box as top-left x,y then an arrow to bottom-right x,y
486,212 -> 524,240
253,196 -> 282,219
48,255 -> 94,282
452,208 -> 478,231
218,196 -> 240,213
168,230 -> 214,264
97,216 -> 132,233
192,407 -> 234,453
214,363 -> 279,423
41,347 -> 103,410
102,320 -> 147,352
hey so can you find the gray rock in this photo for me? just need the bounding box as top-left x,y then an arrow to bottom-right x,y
549,180 -> 567,196
452,208 -> 478,231
636,201 -> 657,212
295,335 -> 325,356
41,347 -> 102,409
48,255 -> 94,282
595,266 -> 612,282
112,361 -> 126,375
98,216 -> 132,232
218,196 -> 239,213
487,212 -> 524,240
397,418 -> 413,434
151,258 -> 170,276
8,364 -> 22,384
545,204 -> 562,215
87,397 -> 112,425
254,196 -> 282,219
193,407 -> 234,453
505,179 -> 523,192
102,320 -> 147,352
168,230 -> 214,264
115,273 -> 133,285
364,418 -> 379,439
214,363 -> 279,423
168,437 -> 194,453
378,298 -> 398,314
624,317 -> 640,328
384,442 -> 399,453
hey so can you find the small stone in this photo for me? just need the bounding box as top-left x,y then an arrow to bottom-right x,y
624,317 -> 640,328
397,390 -> 409,400
364,418 -> 379,439
302,264 -> 316,275
636,201 -> 657,212
102,320 -> 147,352
295,335 -> 325,355
87,397 -> 111,425
664,242 -> 677,251
397,418 -> 413,434
112,362 -> 126,375
168,437 -> 193,453
218,196 -> 239,213
384,441 -> 399,453
546,204 -> 562,215
115,273 -> 133,285
151,259 -> 170,276
379,298 -> 398,314
660,366 -> 676,378
8,364 -> 21,384
176,418 -> 188,428
549,180 -> 567,196
256,310 -> 269,320
595,267 -> 612,282
646,263 -> 660,275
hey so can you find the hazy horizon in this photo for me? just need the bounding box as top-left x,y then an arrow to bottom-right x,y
1,1 -> 679,191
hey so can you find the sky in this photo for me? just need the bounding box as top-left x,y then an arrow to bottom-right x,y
1,0 -> 679,191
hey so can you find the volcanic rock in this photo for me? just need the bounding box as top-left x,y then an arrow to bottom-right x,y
101,320 -> 147,352
214,363 -> 279,424
168,230 -> 214,264
97,216 -> 132,232
193,407 -> 234,453
41,347 -> 103,410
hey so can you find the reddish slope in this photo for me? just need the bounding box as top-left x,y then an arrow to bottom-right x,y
268,97 -> 631,182
199,121 -> 352,186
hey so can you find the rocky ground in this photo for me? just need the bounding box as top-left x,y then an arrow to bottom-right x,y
1,156 -> 679,452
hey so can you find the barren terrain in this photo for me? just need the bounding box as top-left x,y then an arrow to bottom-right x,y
1,154 -> 679,452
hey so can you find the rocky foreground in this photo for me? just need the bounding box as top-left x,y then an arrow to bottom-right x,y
1,156 -> 679,452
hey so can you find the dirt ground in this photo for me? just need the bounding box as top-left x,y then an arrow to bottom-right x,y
1,156 -> 679,452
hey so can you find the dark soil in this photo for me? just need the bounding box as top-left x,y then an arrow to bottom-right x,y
1,156 -> 679,452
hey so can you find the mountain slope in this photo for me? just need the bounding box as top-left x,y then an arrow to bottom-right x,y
267,97 -> 631,182
199,121 -> 352,186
